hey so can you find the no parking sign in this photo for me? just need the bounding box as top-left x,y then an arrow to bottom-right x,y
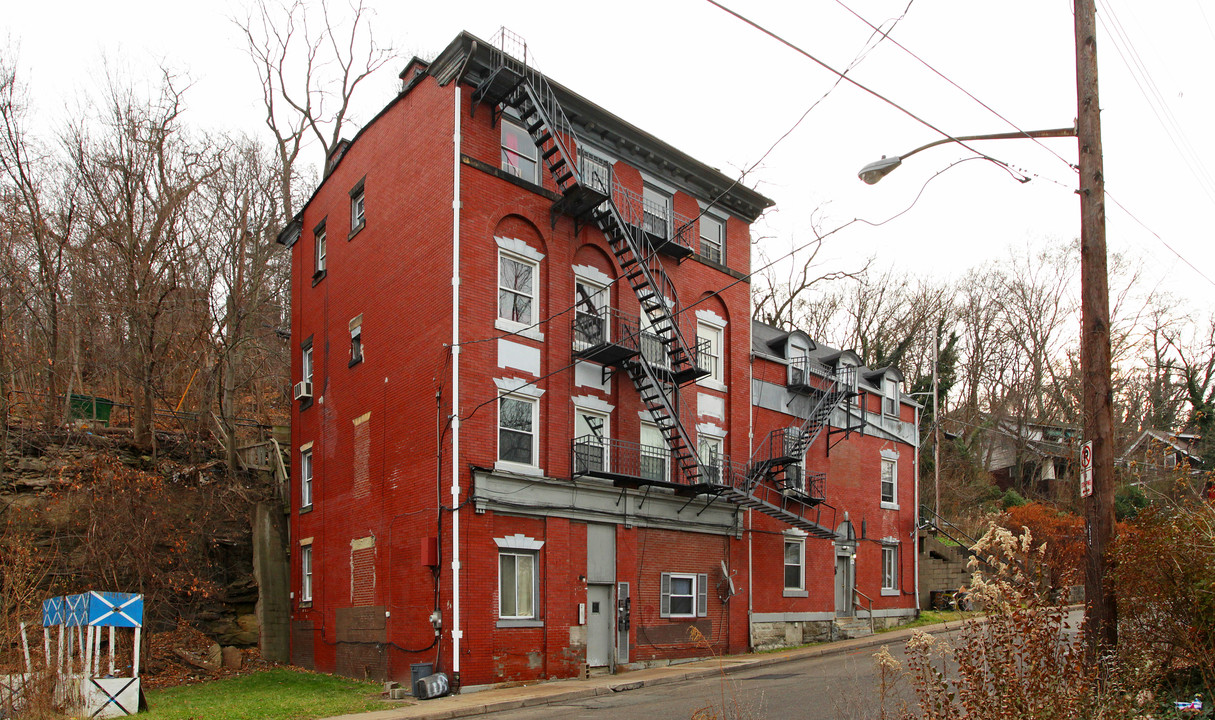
1080,441 -> 1093,498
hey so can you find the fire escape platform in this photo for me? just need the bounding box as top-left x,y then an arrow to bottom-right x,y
573,341 -> 638,367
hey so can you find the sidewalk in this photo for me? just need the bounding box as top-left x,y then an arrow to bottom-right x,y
322,618 -> 970,720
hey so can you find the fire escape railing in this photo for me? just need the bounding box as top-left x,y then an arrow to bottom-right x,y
478,28 -> 707,487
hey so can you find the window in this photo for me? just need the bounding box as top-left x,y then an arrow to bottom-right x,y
660,572 -> 708,618
302,344 -> 313,386
640,311 -> 671,370
498,395 -> 536,466
573,408 -> 608,474
784,539 -> 805,591
640,422 -> 668,483
881,457 -> 897,506
314,222 -> 327,276
499,550 -> 537,619
699,214 -> 724,264
349,179 -> 365,234
698,435 -> 723,484
643,185 -> 671,240
501,119 -> 539,184
349,315 -> 363,366
300,447 -> 313,508
498,252 -> 536,326
573,279 -> 608,349
697,322 -> 723,385
300,544 -> 313,602
882,544 -> 898,593
884,377 -> 899,416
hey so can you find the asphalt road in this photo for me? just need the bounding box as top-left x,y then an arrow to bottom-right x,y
476,631 -> 942,720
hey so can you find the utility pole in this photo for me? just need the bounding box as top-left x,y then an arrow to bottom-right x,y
933,325 -> 941,515
1075,0 -> 1117,659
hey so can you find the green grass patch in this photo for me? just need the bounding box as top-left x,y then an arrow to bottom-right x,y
143,668 -> 401,720
878,609 -> 980,633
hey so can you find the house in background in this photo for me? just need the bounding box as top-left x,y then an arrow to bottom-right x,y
1119,429 -> 1204,482
276,28 -> 919,690
981,419 -> 1080,498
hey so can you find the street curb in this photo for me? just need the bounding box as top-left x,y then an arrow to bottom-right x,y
335,618 -> 984,720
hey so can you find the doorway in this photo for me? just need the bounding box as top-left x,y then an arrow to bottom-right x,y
586,584 -> 613,667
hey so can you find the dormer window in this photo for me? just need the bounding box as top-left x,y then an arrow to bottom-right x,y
884,377 -> 899,416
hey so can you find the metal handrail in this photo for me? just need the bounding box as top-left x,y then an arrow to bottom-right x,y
573,306 -> 640,353
853,588 -> 875,635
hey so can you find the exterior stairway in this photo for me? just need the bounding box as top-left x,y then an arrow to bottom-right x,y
832,617 -> 874,640
472,29 -> 841,537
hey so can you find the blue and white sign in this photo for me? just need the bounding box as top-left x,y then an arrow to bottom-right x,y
87,592 -> 143,628
42,597 -> 64,627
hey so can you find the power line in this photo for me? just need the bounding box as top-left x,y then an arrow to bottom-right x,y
1104,189 -> 1215,289
701,0 -> 1026,174
831,0 -> 1078,174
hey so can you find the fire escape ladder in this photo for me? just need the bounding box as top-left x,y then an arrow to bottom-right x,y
792,366 -> 856,456
478,29 -> 706,485
622,356 -> 701,485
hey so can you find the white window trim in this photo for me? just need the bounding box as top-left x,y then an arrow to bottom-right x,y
314,227 -> 326,274
881,542 -> 899,596
300,446 -> 314,509
302,346 -> 313,385
884,376 -> 900,417
497,548 -> 540,621
349,314 -> 363,365
783,534 -> 807,597
659,572 -> 708,619
696,321 -> 726,391
572,264 -> 613,287
496,393 -> 540,475
698,213 -> 725,265
494,534 -> 545,551
495,237 -> 545,341
299,541 -> 314,603
880,451 -> 899,509
572,395 -> 615,415
494,380 -> 544,475
500,118 -> 540,185
350,187 -> 365,231
640,421 -> 669,485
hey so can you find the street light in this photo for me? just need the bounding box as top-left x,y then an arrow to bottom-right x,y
857,127 -> 1077,184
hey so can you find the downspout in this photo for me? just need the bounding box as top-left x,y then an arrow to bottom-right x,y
450,85 -> 463,684
913,404 -> 920,615
746,341 -> 754,650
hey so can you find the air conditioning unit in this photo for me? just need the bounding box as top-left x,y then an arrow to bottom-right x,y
293,381 -> 313,400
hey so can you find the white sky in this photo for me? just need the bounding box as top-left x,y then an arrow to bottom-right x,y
7,0 -> 1215,314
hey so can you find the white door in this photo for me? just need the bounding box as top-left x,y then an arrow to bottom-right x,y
586,584 -> 613,667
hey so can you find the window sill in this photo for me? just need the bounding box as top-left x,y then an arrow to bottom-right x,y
494,460 -> 544,478
300,505 -> 313,515
495,318 -> 544,342
348,221 -> 365,241
349,357 -> 363,369
880,502 -> 900,511
697,379 -> 727,393
496,619 -> 544,629
311,269 -> 327,287
782,589 -> 808,598
881,589 -> 899,597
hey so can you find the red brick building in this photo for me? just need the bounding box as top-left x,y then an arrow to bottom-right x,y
276,30 -> 919,689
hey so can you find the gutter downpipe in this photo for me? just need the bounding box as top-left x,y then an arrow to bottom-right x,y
450,85 -> 463,683
913,404 -> 920,615
747,343 -> 754,650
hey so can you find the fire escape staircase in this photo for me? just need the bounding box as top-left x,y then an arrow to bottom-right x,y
470,31 -> 838,536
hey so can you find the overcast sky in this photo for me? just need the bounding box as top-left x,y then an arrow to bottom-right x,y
7,0 -> 1214,315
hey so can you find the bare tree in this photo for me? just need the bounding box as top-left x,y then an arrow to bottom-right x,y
0,50 -> 79,424
237,0 -> 393,221
65,71 -> 218,449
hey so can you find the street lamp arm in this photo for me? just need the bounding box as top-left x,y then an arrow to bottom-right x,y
858,125 -> 1077,184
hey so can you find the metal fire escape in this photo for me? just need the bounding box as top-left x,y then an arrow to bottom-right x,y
471,30 -> 845,537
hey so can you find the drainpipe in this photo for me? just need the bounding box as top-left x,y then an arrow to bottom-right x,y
913,404 -> 920,614
746,344 -> 754,649
450,85 -> 463,683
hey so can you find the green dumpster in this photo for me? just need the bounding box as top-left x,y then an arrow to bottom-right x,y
69,394 -> 115,426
